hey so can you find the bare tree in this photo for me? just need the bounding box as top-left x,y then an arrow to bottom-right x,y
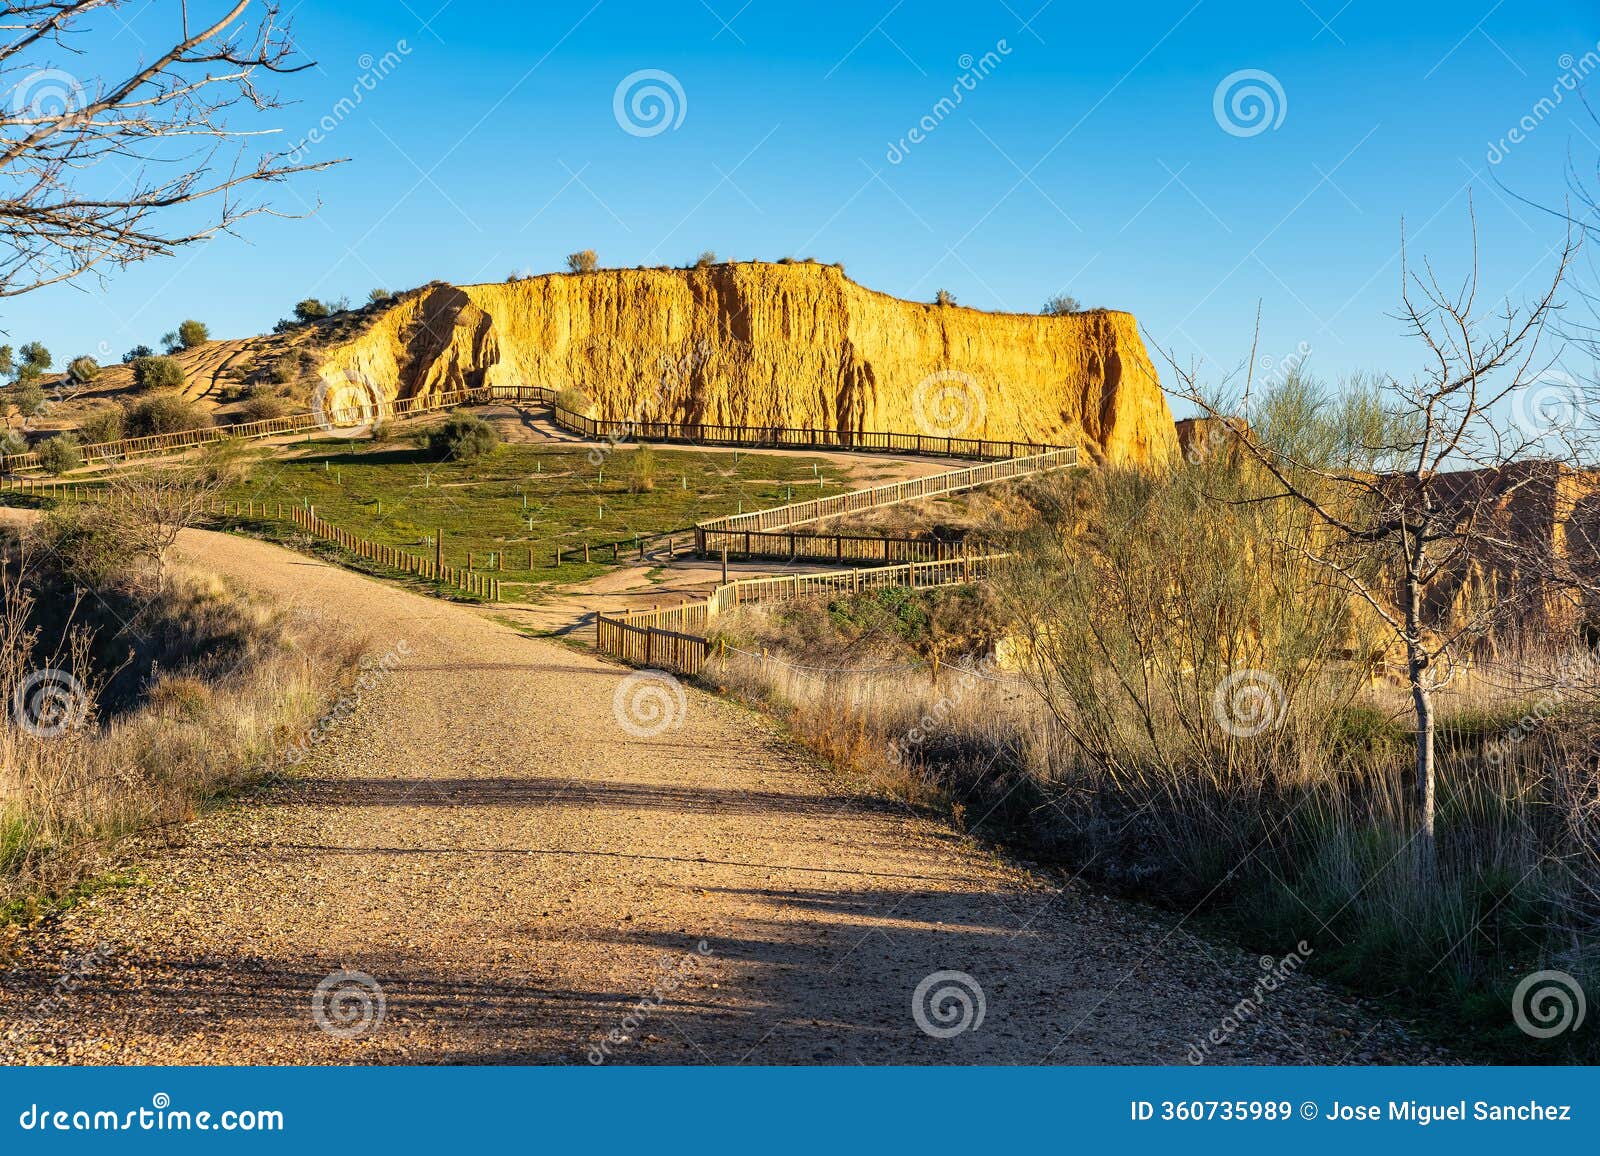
98,443 -> 249,589
1163,215 -> 1583,868
0,1 -> 338,298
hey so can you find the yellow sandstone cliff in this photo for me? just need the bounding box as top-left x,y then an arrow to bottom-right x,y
320,262 -> 1178,466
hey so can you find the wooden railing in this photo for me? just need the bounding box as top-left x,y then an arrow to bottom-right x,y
709,528 -> 973,564
693,447 -> 1075,554
0,384 -> 558,474
595,554 -> 1009,676
286,505 -> 501,601
5,386 -> 1063,476
551,407 -> 1066,462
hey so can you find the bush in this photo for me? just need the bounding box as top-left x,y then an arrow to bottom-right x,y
177,319 -> 209,349
132,355 -> 185,392
67,355 -> 101,384
427,411 -> 499,462
36,434 -> 82,475
1042,294 -> 1080,316
77,408 -> 124,445
122,345 -> 153,363
17,341 -> 50,374
238,395 -> 288,423
5,381 -> 45,416
554,386 -> 594,418
566,249 -> 598,274
368,288 -> 392,304
294,298 -> 331,323
933,288 -> 957,307
626,443 -> 657,493
125,393 -> 211,437
695,250 -> 718,268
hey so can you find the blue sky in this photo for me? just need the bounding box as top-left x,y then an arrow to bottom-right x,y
3,0 -> 1596,398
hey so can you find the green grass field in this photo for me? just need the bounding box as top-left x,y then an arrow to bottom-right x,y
223,439 -> 855,591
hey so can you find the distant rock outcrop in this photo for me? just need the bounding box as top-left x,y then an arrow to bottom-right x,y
319,262 -> 1179,467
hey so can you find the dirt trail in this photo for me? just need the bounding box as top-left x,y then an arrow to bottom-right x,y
0,525 -> 1436,1065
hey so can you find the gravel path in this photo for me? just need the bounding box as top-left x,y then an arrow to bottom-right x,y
0,526 -> 1441,1065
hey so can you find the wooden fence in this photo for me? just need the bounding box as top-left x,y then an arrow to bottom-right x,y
595,554 -> 1009,676
551,407 -> 1066,462
693,447 -> 1076,554
286,505 -> 501,601
0,475 -> 105,502
707,528 -> 973,564
5,386 -> 1064,476
0,384 -> 557,474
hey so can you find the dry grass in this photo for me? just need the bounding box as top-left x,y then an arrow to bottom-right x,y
0,532 -> 362,922
705,462 -> 1600,1061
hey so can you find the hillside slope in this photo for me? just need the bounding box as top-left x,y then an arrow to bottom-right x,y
321,263 -> 1178,466
21,264 -> 1178,467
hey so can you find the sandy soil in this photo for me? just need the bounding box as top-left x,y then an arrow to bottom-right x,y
0,520 -> 1441,1065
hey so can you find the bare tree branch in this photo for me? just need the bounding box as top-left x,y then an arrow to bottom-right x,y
0,0 -> 343,298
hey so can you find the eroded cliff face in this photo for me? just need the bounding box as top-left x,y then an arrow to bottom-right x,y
320,263 -> 1178,466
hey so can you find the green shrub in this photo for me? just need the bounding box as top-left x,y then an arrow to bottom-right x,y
934,288 -> 957,307
67,355 -> 101,384
1042,294 -> 1081,316
132,355 -> 185,392
126,393 -> 211,437
17,341 -> 50,374
554,386 -> 594,418
238,395 -> 288,423
177,319 -> 209,349
294,298 -> 331,323
626,443 -> 657,493
36,434 -> 82,475
5,381 -> 45,416
427,411 -> 499,462
77,408 -> 124,445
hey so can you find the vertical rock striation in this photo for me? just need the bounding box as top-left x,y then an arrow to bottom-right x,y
321,262 -> 1178,466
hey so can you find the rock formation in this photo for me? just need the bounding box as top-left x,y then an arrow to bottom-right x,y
319,262 -> 1179,467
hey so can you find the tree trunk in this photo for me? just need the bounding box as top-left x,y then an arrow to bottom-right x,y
1410,665 -> 1436,871
1403,565 -> 1437,873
